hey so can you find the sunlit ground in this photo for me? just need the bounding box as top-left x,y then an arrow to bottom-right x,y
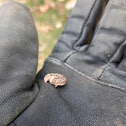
0,0 -> 76,72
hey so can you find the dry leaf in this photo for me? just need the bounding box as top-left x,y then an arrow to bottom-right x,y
39,43 -> 47,52
39,4 -> 51,13
65,0 -> 76,10
36,23 -> 52,33
50,1 -> 55,8
58,0 -> 65,2
55,22 -> 62,29
0,2 -> 3,6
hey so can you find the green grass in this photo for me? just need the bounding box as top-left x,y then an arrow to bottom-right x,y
27,0 -> 44,6
26,0 -> 71,71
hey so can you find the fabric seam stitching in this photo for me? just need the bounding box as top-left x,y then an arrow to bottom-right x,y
64,0 -> 98,62
98,39 -> 126,80
48,57 -> 126,92
73,0 -> 98,49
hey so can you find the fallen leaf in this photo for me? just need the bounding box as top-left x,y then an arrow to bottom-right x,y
50,2 -> 55,8
55,22 -> 62,29
39,4 -> 51,13
58,0 -> 65,2
39,43 -> 47,52
36,23 -> 52,33
0,0 -> 5,6
55,2 -> 65,15
0,2 -> 3,6
65,0 -> 76,10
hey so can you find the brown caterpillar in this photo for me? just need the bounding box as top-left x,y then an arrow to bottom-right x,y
44,73 -> 66,87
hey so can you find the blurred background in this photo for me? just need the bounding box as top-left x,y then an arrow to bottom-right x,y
0,0 -> 76,71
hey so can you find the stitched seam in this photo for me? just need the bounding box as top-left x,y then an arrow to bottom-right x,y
58,30 -> 126,88
97,65 -> 109,79
55,40 -> 78,62
72,0 -> 98,49
62,21 -> 93,36
57,0 -> 98,62
90,1 -> 126,80
58,2 -> 125,52
62,31 -> 79,37
64,51 -> 78,62
64,0 -> 98,62
59,21 -> 93,52
57,39 -> 78,62
47,57 -> 126,92
97,28 -> 126,37
58,40 -> 73,50
76,0 -> 102,52
58,19 -> 94,52
59,0 -> 97,51
70,15 -> 85,20
98,39 -> 126,80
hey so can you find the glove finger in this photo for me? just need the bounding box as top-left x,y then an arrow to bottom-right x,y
0,1 -> 39,125
54,0 -> 106,49
51,0 -> 108,61
85,0 -> 126,64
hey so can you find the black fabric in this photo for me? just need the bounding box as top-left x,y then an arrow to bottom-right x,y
1,0 -> 126,126
9,58 -> 126,126
0,1 -> 39,126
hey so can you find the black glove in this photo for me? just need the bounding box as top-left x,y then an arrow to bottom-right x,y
1,0 -> 126,126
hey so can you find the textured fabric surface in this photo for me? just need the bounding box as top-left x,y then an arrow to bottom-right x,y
9,58 -> 126,126
0,1 -> 39,126
1,0 -> 126,125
